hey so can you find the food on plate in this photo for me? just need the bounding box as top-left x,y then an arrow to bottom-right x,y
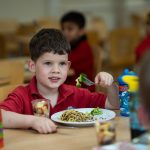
32,100 -> 49,117
60,108 -> 103,122
60,109 -> 93,122
91,107 -> 103,116
96,121 -> 116,145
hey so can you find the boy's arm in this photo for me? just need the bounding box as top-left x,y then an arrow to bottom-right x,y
1,110 -> 57,134
105,83 -> 119,109
95,72 -> 119,109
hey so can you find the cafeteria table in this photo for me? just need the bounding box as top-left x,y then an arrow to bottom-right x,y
3,111 -> 130,150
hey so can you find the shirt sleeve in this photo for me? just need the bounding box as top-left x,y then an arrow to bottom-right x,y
74,87 -> 107,108
0,87 -> 24,113
88,91 -> 107,108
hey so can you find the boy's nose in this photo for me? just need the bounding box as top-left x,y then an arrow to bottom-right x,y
51,65 -> 60,73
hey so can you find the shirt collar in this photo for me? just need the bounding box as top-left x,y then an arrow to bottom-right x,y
70,34 -> 87,49
29,76 -> 41,96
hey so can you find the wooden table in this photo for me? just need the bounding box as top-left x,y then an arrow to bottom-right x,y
3,115 -> 130,150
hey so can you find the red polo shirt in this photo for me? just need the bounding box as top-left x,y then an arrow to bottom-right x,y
0,77 -> 106,116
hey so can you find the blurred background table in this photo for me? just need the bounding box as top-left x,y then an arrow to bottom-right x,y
0,76 -> 10,86
3,111 -> 130,150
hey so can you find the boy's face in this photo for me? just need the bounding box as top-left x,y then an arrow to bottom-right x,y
61,22 -> 84,43
29,52 -> 71,91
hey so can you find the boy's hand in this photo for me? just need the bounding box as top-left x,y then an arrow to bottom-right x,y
31,116 -> 57,134
95,72 -> 114,88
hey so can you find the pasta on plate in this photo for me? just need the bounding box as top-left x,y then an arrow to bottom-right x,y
60,109 -> 94,122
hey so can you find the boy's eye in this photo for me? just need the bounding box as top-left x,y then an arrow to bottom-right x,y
60,62 -> 67,66
44,62 -> 52,65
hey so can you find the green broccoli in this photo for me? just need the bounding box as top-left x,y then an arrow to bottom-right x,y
75,73 -> 87,87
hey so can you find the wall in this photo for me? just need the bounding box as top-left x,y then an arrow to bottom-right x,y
0,0 -> 150,28
47,0 -> 150,29
0,0 -> 46,23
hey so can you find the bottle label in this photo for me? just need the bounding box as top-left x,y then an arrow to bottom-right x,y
119,85 -> 130,116
119,85 -> 128,92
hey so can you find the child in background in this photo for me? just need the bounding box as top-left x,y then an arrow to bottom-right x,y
0,29 -> 119,134
60,11 -> 95,91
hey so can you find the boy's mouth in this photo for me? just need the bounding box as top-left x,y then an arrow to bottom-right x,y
48,77 -> 61,83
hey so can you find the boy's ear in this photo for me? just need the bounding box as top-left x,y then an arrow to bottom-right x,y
79,28 -> 85,36
28,59 -> 36,73
68,61 -> 71,69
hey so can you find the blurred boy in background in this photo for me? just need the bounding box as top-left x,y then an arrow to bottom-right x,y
60,11 -> 95,91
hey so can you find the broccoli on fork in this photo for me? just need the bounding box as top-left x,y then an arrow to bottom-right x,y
75,73 -> 87,87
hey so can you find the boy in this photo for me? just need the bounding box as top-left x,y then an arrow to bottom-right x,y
0,29 -> 119,134
60,11 -> 95,91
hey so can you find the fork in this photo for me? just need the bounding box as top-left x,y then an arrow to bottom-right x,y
82,75 -> 95,86
82,75 -> 119,86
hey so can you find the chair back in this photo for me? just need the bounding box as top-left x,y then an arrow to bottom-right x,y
0,60 -> 24,86
109,27 -> 140,67
0,84 -> 19,101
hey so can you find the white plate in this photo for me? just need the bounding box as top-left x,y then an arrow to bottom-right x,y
51,108 -> 116,127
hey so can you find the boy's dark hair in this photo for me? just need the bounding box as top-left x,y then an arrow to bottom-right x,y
29,28 -> 71,61
139,51 -> 150,114
60,11 -> 86,29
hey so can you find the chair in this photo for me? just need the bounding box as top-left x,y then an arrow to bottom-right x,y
105,27 -> 141,80
91,45 -> 102,76
0,60 -> 24,86
0,33 -> 19,58
16,22 -> 38,56
89,17 -> 108,45
36,17 -> 60,29
0,84 -> 19,101
0,20 -> 19,34
86,30 -> 103,91
0,20 -> 19,57
109,27 -> 140,67
86,30 -> 100,47
91,45 -> 103,92
86,30 -> 102,75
